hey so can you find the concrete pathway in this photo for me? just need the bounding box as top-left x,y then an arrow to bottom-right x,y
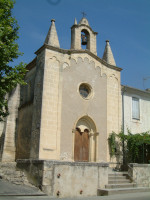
0,179 -> 150,200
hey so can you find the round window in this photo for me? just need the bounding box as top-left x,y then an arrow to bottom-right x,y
79,83 -> 92,99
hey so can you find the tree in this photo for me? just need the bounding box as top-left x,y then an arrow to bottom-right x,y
0,0 -> 27,121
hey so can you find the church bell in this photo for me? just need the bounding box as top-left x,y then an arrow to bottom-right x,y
81,34 -> 87,45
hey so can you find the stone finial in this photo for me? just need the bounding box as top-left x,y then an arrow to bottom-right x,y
102,40 -> 116,66
74,18 -> 77,25
44,19 -> 60,48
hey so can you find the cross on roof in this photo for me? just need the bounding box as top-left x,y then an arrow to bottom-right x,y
81,12 -> 87,18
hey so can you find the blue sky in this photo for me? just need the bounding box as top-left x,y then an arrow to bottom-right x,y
12,0 -> 150,90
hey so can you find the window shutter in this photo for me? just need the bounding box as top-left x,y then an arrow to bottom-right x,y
132,97 -> 140,119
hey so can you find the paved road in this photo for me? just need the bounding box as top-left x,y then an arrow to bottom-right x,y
1,193 -> 150,200
0,179 -> 150,200
0,179 -> 45,196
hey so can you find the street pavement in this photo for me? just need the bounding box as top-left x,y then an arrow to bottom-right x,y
0,179 -> 45,197
0,179 -> 150,200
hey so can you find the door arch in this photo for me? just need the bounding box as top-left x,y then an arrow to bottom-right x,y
74,116 -> 97,162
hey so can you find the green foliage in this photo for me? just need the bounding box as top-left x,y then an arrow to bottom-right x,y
0,0 -> 27,121
108,132 -> 117,157
108,131 -> 150,164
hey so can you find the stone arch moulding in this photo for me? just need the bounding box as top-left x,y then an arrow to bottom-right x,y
102,73 -> 107,78
48,56 -> 60,67
62,62 -> 70,70
108,74 -> 118,81
95,66 -> 102,76
75,115 -> 97,133
73,115 -> 98,162
84,57 -> 95,69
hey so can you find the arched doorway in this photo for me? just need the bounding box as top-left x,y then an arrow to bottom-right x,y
74,116 -> 97,162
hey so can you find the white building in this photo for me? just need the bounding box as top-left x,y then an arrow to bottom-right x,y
122,85 -> 150,134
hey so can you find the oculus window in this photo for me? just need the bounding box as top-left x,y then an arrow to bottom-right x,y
132,97 -> 140,120
79,83 -> 92,99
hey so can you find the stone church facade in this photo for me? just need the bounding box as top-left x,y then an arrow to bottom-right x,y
1,17 -> 150,198
0,17 -> 123,163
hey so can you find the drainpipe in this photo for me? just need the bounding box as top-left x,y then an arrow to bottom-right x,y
122,86 -> 126,168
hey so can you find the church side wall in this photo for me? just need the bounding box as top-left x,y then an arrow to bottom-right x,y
1,85 -> 20,162
16,66 -> 36,159
0,121 -> 4,159
20,67 -> 36,107
30,51 -> 46,159
16,104 -> 33,159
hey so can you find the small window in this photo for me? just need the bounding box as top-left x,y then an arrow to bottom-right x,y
132,97 -> 140,120
79,83 -> 92,99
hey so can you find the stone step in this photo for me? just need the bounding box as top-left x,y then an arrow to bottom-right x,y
109,172 -> 128,175
109,176 -> 128,180
105,183 -> 137,189
109,174 -> 127,177
97,187 -> 150,196
108,179 -> 131,184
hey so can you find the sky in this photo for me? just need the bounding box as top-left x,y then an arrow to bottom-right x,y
12,0 -> 150,90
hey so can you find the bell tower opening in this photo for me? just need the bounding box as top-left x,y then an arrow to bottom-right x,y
81,29 -> 90,50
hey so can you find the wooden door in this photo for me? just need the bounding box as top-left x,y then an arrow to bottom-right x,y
82,129 -> 89,161
74,128 -> 89,162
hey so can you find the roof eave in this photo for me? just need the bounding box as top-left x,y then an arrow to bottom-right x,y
35,44 -> 122,72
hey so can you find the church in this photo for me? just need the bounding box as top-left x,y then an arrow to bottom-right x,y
0,16 -> 122,163
0,16 -> 150,197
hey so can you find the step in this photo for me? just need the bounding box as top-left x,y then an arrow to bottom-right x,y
97,187 -> 150,196
108,179 -> 131,184
109,176 -> 128,180
109,172 -> 128,176
105,183 -> 137,189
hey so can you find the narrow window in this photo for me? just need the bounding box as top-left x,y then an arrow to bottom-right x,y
132,97 -> 140,120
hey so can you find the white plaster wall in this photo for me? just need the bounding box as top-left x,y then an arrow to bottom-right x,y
123,92 -> 150,134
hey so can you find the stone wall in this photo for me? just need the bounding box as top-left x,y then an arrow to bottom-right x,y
15,67 -> 36,159
128,163 -> 150,187
39,54 -> 61,160
20,67 -> 36,107
16,103 -> 33,159
0,85 -> 20,162
17,160 -> 108,197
